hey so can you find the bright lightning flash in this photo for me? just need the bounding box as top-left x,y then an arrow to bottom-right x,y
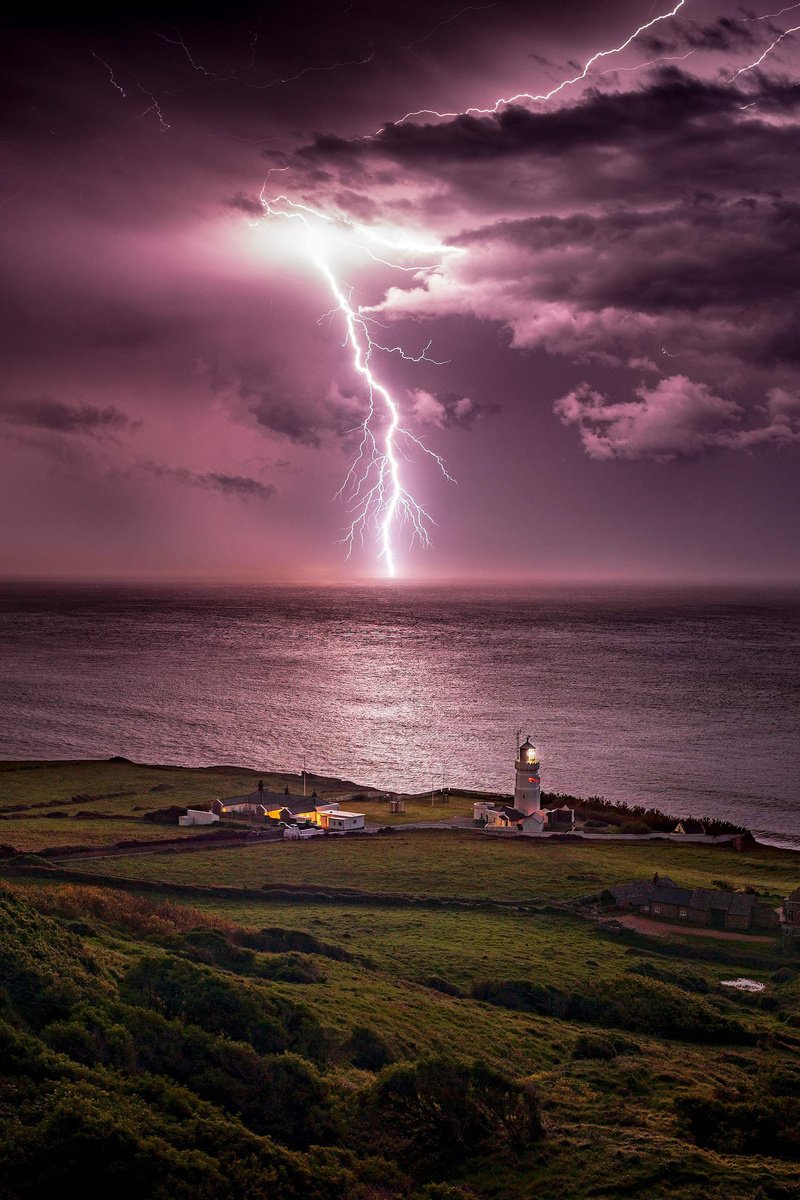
259,192 -> 460,577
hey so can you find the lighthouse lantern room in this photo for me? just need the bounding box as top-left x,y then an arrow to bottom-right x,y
514,736 -> 542,816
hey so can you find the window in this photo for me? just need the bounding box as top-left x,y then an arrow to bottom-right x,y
679,909 -> 687,918
652,905 -> 661,914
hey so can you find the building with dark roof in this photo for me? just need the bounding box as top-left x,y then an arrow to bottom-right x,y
674,819 -> 707,835
783,886 -> 800,929
605,874 -> 778,932
212,790 -> 365,832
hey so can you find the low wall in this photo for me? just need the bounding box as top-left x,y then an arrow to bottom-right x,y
486,829 -> 737,844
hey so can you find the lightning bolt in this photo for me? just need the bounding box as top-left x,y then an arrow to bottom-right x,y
255,1 -> 694,577
86,1 -> 800,577
259,192 -> 458,575
728,22 -> 800,81
742,2 -> 800,21
386,0 -> 687,126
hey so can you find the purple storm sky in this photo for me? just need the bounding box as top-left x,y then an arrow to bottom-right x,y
2,0 -> 800,582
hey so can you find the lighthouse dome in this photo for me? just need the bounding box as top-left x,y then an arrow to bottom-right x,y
518,738 -> 539,764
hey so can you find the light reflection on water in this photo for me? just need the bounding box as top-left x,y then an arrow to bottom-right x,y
0,583 -> 798,845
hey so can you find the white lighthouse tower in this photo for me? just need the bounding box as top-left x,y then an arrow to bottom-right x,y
514,735 -> 542,816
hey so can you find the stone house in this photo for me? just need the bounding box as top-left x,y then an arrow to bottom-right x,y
783,887 -> 800,929
605,875 -> 779,932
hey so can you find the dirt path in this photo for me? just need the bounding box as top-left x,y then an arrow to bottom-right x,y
614,913 -> 773,942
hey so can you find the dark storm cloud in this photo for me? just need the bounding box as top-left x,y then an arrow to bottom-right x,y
2,397 -> 139,436
139,461 -> 275,500
296,66 -> 800,462
640,16 -> 759,55
199,355 -> 366,448
298,69 -> 800,171
459,196 -> 800,341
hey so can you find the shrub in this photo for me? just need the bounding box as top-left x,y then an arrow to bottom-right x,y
347,1025 -> 395,1071
355,1055 -> 541,1168
676,1088 -> 800,1159
572,1033 -> 617,1060
472,975 -> 750,1043
238,926 -> 354,962
626,960 -> 711,994
422,976 -> 464,998
121,954 -> 328,1062
256,953 -> 326,984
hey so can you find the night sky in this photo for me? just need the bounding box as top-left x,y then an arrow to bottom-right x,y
2,1 -> 800,582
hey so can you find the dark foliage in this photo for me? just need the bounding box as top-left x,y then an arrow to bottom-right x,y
677,1088 -> 800,1159
346,1025 -> 395,1071
121,954 -> 328,1062
237,926 -> 355,962
472,975 -> 751,1043
352,1055 -> 541,1169
422,975 -> 464,997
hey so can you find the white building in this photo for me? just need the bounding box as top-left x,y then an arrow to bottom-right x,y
316,808 -> 365,833
178,808 -> 220,826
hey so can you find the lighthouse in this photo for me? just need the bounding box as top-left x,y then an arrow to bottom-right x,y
514,736 -> 541,816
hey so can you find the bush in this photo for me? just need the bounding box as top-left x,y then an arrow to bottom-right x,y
257,953 -> 326,984
472,975 -> 751,1044
626,960 -> 711,994
676,1088 -> 800,1158
238,926 -> 354,962
347,1025 -> 395,1071
121,954 -> 328,1062
620,821 -> 652,835
572,1033 -> 618,1060
355,1055 -> 541,1168
422,976 -> 463,998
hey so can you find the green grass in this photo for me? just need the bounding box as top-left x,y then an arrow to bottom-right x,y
4,857 -> 800,1198
3,761 -> 800,1197
0,761 -> 474,851
0,759 -> 327,814
0,816 -> 212,853
73,828 -> 800,905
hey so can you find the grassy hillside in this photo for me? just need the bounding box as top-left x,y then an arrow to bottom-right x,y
0,760 -> 473,852
1,871 -> 799,1199
2,761 -> 800,1198
67,828 -> 800,906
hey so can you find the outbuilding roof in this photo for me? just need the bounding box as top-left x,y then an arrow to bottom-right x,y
609,877 -> 757,916
219,790 -> 325,814
675,819 -> 706,834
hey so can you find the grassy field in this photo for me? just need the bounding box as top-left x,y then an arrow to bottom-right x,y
3,761 -> 800,1198
73,828 -> 800,905
0,816 -> 215,853
0,760 -> 475,852
3,869 -> 799,1199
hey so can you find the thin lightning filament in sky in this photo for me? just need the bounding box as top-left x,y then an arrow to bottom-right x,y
729,22 -> 800,81
388,0 -> 687,126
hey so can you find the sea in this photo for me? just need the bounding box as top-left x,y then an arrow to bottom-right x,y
0,583 -> 798,847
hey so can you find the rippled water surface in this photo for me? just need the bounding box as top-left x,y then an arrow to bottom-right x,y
1,583 -> 798,844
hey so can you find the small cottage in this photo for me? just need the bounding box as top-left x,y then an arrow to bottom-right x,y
673,819 -> 707,835
605,874 -> 779,932
213,789 -> 364,832
783,887 -> 800,929
178,808 -> 220,827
